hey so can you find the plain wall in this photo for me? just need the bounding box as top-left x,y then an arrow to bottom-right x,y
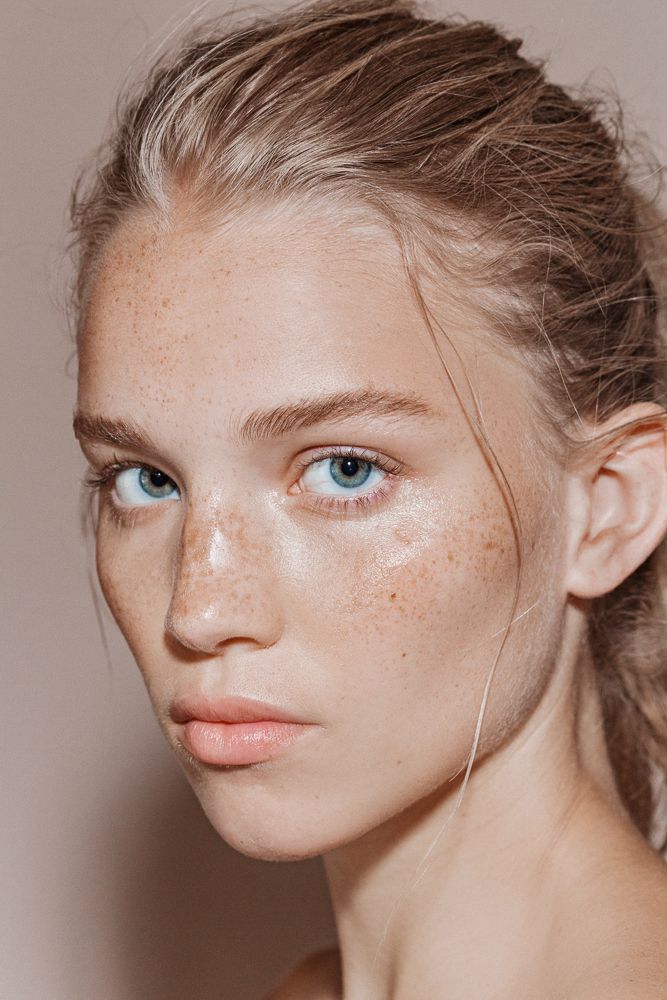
2,1 -> 665,997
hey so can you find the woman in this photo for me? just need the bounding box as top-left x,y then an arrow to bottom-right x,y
69,0 -> 667,995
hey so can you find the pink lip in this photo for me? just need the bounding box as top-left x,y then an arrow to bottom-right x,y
170,694 -> 305,725
171,695 -> 313,766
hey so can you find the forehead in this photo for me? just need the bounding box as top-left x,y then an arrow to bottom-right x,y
77,202 -> 521,432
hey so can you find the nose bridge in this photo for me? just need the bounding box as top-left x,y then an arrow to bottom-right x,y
177,501 -> 231,580
165,495 -> 281,653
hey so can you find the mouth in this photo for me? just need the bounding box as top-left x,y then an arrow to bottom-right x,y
170,694 -> 315,766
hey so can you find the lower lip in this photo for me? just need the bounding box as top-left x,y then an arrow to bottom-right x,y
180,719 -> 310,766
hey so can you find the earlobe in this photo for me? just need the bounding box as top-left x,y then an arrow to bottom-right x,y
565,405 -> 667,600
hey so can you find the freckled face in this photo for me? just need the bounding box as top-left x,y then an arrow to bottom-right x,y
76,205 -> 562,860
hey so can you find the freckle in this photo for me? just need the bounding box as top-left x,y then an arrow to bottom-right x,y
447,552 -> 454,562
401,652 -> 407,658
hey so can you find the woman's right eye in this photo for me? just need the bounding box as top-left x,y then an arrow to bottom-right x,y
110,466 -> 180,506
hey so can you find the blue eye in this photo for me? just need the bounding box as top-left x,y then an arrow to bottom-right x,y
114,467 -> 180,506
300,455 -> 386,496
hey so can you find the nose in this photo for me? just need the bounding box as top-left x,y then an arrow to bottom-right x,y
164,501 -> 283,655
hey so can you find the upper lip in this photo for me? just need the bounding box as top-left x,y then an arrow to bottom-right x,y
170,694 -> 307,725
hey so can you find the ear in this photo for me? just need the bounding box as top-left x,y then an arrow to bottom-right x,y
565,403 -> 667,600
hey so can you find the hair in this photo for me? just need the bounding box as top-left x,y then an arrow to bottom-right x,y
69,0 -> 667,850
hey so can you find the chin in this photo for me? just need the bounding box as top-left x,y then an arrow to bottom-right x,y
222,830 -> 327,863
186,771 -> 351,862
201,799 -> 338,862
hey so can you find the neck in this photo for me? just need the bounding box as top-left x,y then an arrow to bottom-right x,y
322,610 -> 626,999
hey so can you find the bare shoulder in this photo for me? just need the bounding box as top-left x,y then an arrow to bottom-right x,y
568,889 -> 667,997
554,828 -> 667,1000
264,948 -> 342,1000
564,959 -> 667,1000
553,924 -> 667,999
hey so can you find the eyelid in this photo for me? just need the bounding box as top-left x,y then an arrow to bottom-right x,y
292,444 -> 404,478
83,444 -> 405,522
288,444 -> 404,516
84,459 -> 181,504
115,466 -> 180,506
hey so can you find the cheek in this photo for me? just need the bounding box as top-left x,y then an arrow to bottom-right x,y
289,484 -> 518,667
95,513 -> 172,672
280,483 -> 525,773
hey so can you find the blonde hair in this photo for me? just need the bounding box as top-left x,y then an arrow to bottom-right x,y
69,0 -> 667,848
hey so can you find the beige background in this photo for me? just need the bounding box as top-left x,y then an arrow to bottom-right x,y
2,1 -> 665,997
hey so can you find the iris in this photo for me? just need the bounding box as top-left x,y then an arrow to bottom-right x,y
138,468 -> 175,498
329,457 -> 372,489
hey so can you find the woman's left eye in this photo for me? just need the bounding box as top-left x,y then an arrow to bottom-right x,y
112,466 -> 180,506
297,453 -> 389,497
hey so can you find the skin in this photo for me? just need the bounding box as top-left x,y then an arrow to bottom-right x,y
75,200 -> 667,999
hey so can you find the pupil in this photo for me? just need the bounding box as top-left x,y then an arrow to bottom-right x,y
341,458 -> 359,478
149,470 -> 168,488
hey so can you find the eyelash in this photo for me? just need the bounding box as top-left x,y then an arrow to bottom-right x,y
84,459 -> 152,529
83,446 -> 403,522
293,446 -> 402,517
85,459 -> 147,494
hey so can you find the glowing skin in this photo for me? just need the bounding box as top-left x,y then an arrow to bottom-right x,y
77,207 -> 552,847
75,203 -> 667,999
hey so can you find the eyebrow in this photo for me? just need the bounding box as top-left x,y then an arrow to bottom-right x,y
72,412 -> 158,451
73,389 -> 440,450
231,389 -> 439,443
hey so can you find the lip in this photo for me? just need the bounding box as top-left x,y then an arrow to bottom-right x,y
170,695 -> 314,766
170,694 -> 307,725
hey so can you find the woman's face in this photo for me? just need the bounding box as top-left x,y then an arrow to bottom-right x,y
76,203 -> 564,860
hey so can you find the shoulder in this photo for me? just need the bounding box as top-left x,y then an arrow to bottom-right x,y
561,920 -> 667,999
568,914 -> 667,997
565,963 -> 667,1000
264,948 -> 342,1000
554,827 -> 667,998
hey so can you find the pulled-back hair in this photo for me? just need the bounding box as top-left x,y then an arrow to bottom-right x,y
69,0 -> 667,848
